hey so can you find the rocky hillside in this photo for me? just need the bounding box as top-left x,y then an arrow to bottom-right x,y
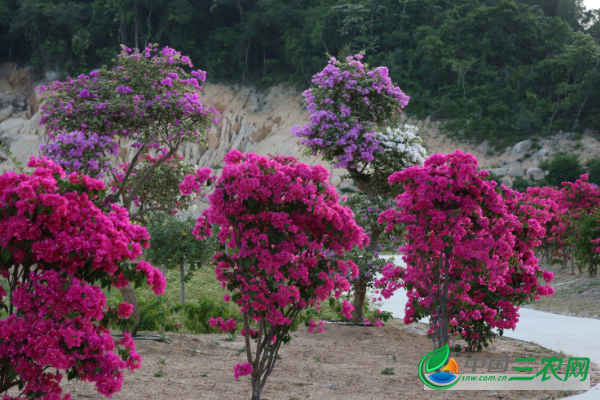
2,64 -> 600,194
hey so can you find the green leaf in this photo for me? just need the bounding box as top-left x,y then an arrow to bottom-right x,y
36,206 -> 46,214
231,293 -> 242,303
241,258 -> 252,268
119,348 -> 131,361
425,343 -> 450,373
7,366 -> 17,379
1,248 -> 11,262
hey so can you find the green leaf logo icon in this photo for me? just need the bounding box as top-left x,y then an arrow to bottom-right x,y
425,343 -> 450,372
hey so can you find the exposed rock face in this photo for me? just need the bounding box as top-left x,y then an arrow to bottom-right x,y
508,166 -> 525,177
488,168 -> 508,177
500,176 -> 513,189
526,167 -> 546,181
0,105 -> 13,122
0,118 -> 27,147
2,64 -> 600,197
511,140 -> 532,156
0,112 -> 47,173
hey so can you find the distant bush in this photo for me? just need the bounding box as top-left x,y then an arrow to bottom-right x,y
512,177 -> 546,193
587,157 -> 600,185
182,297 -> 238,334
571,211 -> 600,277
545,154 -> 584,186
138,296 -> 176,332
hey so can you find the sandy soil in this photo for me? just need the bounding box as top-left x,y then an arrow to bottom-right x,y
52,320 -> 599,400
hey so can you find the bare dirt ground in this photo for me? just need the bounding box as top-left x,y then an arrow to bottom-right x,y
528,260 -> 600,319
58,320 -> 599,400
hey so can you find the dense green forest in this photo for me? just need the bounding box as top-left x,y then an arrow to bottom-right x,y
2,0 -> 600,147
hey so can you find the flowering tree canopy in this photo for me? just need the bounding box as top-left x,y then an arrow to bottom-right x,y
38,45 -> 217,332
192,150 -> 367,400
0,157 -> 165,399
292,52 -> 409,172
39,44 -> 217,211
377,151 -> 555,350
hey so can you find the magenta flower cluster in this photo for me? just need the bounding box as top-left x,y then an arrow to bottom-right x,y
530,174 -> 600,260
179,167 -> 215,196
209,317 -> 237,332
0,157 -> 165,399
233,362 -> 253,380
292,53 -> 410,169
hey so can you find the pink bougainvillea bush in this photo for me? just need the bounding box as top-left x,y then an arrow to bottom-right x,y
191,150 -> 367,400
525,175 -> 600,275
0,157 -> 165,399
377,151 -> 555,351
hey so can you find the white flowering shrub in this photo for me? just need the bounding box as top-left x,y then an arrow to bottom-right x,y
370,125 -> 427,196
376,125 -> 426,164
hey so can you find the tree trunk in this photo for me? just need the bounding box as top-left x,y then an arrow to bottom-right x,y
119,284 -> 141,336
351,281 -> 367,323
179,259 -> 185,305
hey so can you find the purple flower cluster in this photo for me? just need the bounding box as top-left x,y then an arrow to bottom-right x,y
38,44 -> 218,178
40,131 -> 118,178
292,53 -> 410,169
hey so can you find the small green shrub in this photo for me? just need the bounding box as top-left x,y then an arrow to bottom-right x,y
545,154 -> 584,186
138,296 -> 175,332
182,297 -> 238,334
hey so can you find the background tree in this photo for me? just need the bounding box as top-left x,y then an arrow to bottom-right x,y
39,44 -> 217,334
193,149 -> 367,400
145,213 -> 219,304
573,211 -> 600,276
3,0 -> 600,148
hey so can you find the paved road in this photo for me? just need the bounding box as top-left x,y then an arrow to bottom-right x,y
376,255 -> 600,398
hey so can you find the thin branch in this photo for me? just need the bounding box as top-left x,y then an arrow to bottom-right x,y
113,146 -> 145,203
125,147 -> 177,206
131,206 -> 172,219
243,312 -> 254,364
